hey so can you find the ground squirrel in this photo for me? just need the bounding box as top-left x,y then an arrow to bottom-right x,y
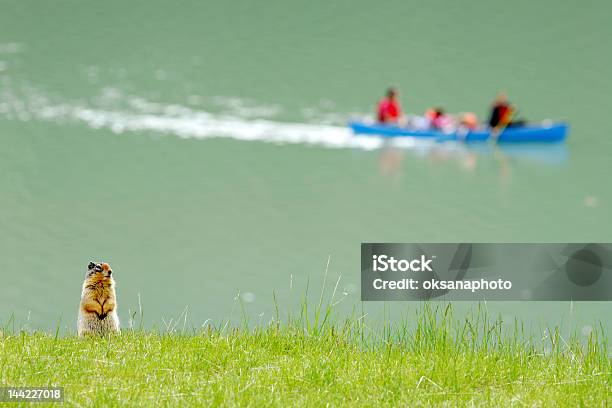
77,261 -> 120,337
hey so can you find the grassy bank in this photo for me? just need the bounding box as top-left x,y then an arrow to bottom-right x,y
1,305 -> 610,407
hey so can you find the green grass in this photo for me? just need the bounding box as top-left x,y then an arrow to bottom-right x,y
1,304 -> 610,407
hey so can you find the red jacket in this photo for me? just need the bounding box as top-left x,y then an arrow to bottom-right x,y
377,98 -> 401,123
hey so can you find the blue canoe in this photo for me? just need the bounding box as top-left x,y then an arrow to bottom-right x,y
349,121 -> 568,143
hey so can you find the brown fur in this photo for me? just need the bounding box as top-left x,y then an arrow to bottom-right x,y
77,262 -> 120,336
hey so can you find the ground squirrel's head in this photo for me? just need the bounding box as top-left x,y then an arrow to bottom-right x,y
85,261 -> 114,285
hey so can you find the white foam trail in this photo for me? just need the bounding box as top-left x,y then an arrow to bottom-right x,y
0,43 -> 22,54
57,105 -> 387,150
1,86 -> 439,151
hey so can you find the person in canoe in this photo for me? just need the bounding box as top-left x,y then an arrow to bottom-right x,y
377,88 -> 402,124
460,112 -> 479,130
425,107 -> 454,130
488,92 -> 526,129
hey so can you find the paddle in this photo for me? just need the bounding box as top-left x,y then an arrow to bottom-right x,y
490,122 -> 507,144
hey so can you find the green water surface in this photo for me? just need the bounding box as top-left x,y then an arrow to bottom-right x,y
1,0 -> 611,333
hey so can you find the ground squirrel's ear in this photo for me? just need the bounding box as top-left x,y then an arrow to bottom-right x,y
88,262 -> 95,270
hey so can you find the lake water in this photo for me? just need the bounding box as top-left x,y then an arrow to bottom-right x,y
1,1 -> 611,335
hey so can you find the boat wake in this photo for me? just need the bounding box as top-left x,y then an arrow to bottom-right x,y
0,85 -> 435,151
